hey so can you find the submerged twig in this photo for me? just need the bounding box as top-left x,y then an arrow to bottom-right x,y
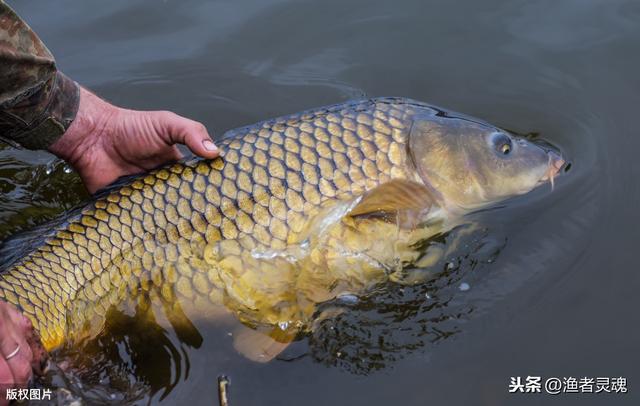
218,375 -> 230,406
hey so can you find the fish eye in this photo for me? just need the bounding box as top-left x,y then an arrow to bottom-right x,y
490,133 -> 513,156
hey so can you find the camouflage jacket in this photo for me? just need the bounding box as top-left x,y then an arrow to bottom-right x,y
0,1 -> 79,150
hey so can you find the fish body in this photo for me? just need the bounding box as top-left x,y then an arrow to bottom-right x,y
0,98 -> 562,357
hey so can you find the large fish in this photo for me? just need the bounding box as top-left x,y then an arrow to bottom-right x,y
0,98 -> 564,361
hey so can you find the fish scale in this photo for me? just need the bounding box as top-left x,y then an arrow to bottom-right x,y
0,98 -> 437,350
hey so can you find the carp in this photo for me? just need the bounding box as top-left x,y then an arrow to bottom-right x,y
0,98 -> 564,361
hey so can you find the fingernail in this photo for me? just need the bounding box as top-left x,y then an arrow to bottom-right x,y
203,140 -> 218,152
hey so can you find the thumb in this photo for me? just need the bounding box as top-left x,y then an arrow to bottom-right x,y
157,112 -> 219,159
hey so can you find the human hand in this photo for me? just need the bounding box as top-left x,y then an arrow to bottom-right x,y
0,301 -> 47,405
49,87 -> 220,194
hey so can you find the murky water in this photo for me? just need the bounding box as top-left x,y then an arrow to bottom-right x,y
3,0 -> 640,405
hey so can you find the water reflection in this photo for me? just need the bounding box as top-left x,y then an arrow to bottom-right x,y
44,302 -> 200,404
0,147 -> 85,241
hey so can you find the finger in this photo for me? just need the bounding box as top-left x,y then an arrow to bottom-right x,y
0,310 -> 19,358
0,305 -> 33,386
0,338 -> 31,388
0,334 -> 32,387
157,112 -> 219,158
5,305 -> 28,333
25,332 -> 47,375
6,311 -> 35,366
14,315 -> 47,375
0,356 -> 15,396
5,352 -> 31,388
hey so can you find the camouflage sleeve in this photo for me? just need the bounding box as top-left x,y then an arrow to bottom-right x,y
0,1 -> 80,150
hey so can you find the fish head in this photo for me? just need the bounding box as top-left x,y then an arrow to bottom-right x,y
408,111 -> 565,212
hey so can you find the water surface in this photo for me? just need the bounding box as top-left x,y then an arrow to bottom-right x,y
3,0 -> 640,405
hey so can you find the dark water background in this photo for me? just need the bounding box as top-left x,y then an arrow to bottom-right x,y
2,0 -> 639,405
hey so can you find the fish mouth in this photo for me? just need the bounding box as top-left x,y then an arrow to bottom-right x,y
538,150 -> 567,189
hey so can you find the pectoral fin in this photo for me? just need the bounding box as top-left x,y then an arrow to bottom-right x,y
232,327 -> 292,363
348,179 -> 436,225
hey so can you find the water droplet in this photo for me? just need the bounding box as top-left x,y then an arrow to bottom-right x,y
459,282 -> 470,292
425,293 -> 432,299
63,165 -> 73,174
278,321 -> 289,330
44,159 -> 57,175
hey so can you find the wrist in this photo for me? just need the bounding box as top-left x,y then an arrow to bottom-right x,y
48,87 -> 118,165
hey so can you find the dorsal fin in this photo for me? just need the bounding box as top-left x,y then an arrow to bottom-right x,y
348,179 -> 436,218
